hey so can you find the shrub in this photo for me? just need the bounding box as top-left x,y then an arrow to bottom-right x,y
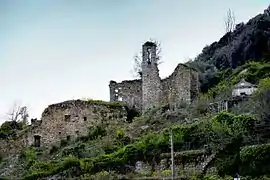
88,124 -> 107,141
61,143 -> 89,158
22,156 -> 80,180
116,129 -> 124,139
49,145 -> 59,154
60,139 -> 69,147
81,170 -> 118,180
201,62 -> 270,100
194,99 -> 209,115
20,148 -> 38,169
80,98 -> 126,109
234,77 -> 270,135
240,144 -> 270,177
160,169 -> 171,177
0,120 -> 24,139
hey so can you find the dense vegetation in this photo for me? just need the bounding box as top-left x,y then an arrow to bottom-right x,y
1,6 -> 270,180
0,120 -> 25,139
194,8 -> 270,70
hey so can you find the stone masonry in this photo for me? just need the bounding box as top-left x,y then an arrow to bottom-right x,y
0,41 -> 199,155
0,100 -> 127,155
109,41 -> 200,112
109,79 -> 142,110
141,41 -> 163,111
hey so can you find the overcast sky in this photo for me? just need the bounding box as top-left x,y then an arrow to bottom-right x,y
0,0 -> 269,124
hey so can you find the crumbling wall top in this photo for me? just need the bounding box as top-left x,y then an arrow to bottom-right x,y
41,99 -> 126,118
143,41 -> 157,47
174,63 -> 197,73
110,79 -> 141,85
162,63 -> 198,81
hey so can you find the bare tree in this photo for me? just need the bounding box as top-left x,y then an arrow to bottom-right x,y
7,102 -> 29,124
224,8 -> 236,33
131,39 -> 163,78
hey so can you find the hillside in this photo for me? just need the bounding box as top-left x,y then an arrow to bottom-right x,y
195,6 -> 270,69
1,6 -> 270,180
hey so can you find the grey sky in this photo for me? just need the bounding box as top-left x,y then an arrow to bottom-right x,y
0,0 -> 269,124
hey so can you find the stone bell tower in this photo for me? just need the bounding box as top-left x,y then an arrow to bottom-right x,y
141,41 -> 162,112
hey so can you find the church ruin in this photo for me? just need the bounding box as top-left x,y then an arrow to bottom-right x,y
109,41 -> 200,112
0,41 -> 200,155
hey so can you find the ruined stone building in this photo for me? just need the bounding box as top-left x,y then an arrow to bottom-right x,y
0,41 -> 199,155
109,41 -> 199,112
0,100 -> 127,154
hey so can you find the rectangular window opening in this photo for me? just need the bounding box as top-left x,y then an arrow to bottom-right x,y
64,114 -> 71,121
34,135 -> 41,147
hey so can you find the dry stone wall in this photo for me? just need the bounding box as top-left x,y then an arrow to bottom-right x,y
134,149 -> 210,176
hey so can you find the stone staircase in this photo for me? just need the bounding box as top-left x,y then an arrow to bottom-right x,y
199,144 -> 227,174
200,153 -> 216,173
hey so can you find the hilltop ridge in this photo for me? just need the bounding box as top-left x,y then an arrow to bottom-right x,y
195,6 -> 270,69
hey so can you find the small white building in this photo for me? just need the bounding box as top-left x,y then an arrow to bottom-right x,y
232,79 -> 258,97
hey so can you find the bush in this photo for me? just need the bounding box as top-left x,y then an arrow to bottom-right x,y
61,143 -> 88,158
234,77 -> 270,138
186,60 -> 220,93
252,78 -> 270,122
88,124 -> 107,141
116,129 -> 124,139
81,98 -> 126,109
199,112 -> 257,176
22,156 -> 80,180
49,145 -> 59,154
60,139 -> 69,147
81,170 -> 118,180
240,144 -> 270,177
0,120 -> 24,139
20,148 -> 38,169
194,99 -> 209,115
201,62 -> 270,100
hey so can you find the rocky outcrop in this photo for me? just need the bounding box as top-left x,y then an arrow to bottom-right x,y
195,6 -> 270,69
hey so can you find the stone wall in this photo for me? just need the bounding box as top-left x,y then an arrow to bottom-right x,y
0,126 -> 32,155
190,69 -> 200,102
109,63 -> 199,112
109,42 -> 200,112
0,100 -> 127,155
109,80 -> 142,111
0,138 -> 26,155
135,149 -> 211,176
157,149 -> 210,174
161,64 -> 199,106
160,64 -> 199,109
26,100 -> 127,148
